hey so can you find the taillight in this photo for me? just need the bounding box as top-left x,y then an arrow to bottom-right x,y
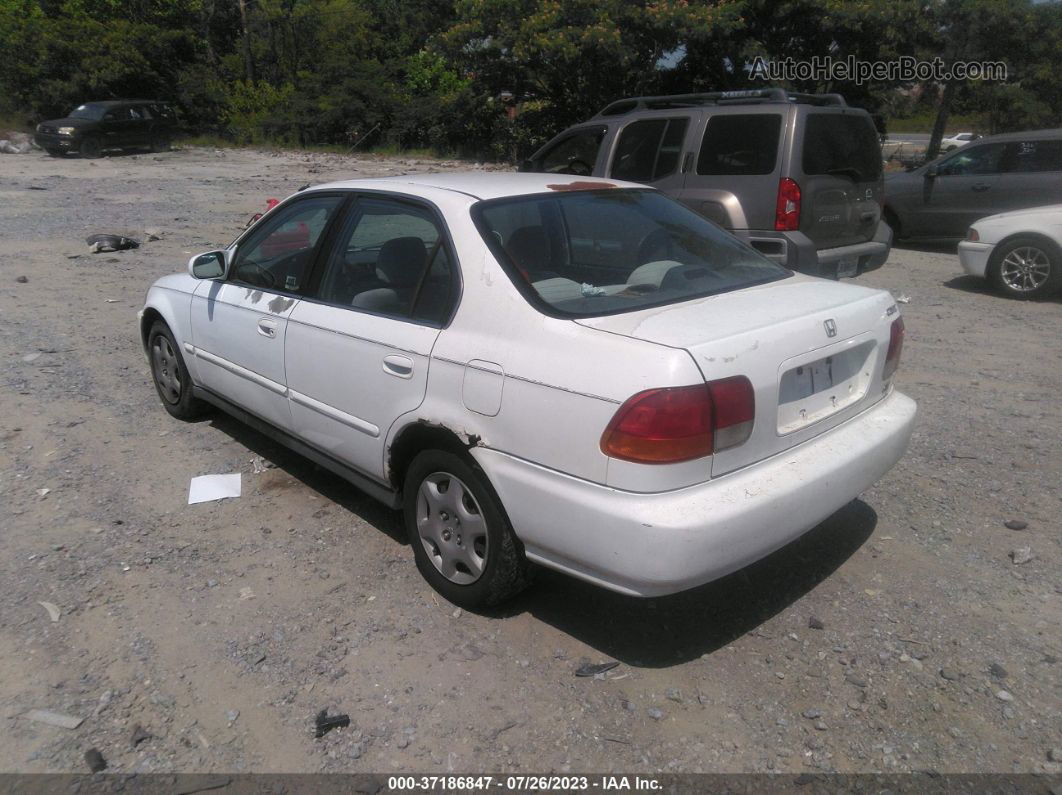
601,377 -> 755,464
883,317 -> 905,381
774,178 -> 801,231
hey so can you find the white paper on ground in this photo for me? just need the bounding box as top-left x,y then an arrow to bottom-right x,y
188,473 -> 242,504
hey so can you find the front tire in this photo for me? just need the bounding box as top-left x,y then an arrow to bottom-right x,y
147,320 -> 208,420
150,135 -> 170,153
988,236 -> 1061,300
46,148 -> 64,157
403,450 -> 532,608
79,136 -> 101,158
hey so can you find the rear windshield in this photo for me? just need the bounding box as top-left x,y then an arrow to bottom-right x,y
474,189 -> 790,318
803,113 -> 882,181
697,114 -> 782,175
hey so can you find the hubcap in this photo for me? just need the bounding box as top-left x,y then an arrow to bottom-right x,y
151,335 -> 182,404
1000,246 -> 1050,292
416,472 -> 488,585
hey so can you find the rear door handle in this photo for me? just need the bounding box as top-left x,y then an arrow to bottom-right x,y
971,183 -> 991,192
257,318 -> 278,338
382,355 -> 414,378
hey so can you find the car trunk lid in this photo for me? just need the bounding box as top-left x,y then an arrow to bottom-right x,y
575,275 -> 899,476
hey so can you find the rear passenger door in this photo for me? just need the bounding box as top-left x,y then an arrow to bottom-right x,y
684,111 -> 784,230
285,195 -> 458,480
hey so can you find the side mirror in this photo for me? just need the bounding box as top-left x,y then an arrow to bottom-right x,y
188,249 -> 229,280
924,165 -> 938,179
518,158 -> 535,173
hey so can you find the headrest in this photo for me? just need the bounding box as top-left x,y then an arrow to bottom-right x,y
376,236 -> 426,287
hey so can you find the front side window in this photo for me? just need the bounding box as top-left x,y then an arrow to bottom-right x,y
698,114 -> 782,176
935,143 -> 1004,176
610,117 -> 690,182
230,195 -> 343,292
1003,140 -> 1062,173
316,197 -> 456,325
531,127 -> 606,176
475,189 -> 789,318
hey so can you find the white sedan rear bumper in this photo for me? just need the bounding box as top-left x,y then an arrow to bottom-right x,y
958,240 -> 994,278
473,389 -> 917,597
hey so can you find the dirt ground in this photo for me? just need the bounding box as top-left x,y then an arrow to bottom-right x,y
0,146 -> 1058,776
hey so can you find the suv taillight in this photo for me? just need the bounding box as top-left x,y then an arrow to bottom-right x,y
601,377 -> 755,464
883,317 -> 904,381
774,177 -> 801,231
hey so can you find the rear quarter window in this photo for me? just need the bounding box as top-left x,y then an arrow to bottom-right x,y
697,114 -> 782,176
802,113 -> 883,181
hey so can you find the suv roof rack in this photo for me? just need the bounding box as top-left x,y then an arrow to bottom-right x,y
595,88 -> 847,117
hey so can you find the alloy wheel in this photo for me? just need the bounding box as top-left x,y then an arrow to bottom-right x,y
1000,246 -> 1051,292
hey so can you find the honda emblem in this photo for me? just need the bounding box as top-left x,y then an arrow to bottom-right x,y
824,318 -> 837,337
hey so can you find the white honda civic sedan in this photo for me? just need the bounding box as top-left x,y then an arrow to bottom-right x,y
958,204 -> 1062,299
140,173 -> 916,607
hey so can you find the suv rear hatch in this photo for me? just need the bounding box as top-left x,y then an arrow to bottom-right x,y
797,112 -> 883,250
576,275 -> 898,476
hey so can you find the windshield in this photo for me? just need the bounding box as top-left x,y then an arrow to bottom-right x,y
474,189 -> 790,318
68,104 -> 104,120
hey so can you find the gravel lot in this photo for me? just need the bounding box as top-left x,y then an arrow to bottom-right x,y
0,146 -> 1059,776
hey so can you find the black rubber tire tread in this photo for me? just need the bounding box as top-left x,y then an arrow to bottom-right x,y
403,449 -> 533,608
147,320 -> 209,421
79,137 -> 101,158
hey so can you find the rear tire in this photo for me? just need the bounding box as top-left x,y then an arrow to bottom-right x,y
147,320 -> 208,420
403,449 -> 532,608
150,135 -> 170,153
46,148 -> 64,157
79,136 -> 101,158
988,236 -> 1061,300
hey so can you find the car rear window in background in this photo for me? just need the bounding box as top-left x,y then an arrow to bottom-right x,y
1004,140 -> 1062,172
802,113 -> 883,181
475,189 -> 789,318
697,114 -> 782,175
610,118 -> 689,181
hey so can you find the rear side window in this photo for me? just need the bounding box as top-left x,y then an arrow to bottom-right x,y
697,114 -> 782,176
610,118 -> 689,182
802,114 -> 882,181
1003,140 -> 1062,172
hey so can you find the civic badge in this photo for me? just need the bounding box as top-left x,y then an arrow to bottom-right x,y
824,318 -> 837,337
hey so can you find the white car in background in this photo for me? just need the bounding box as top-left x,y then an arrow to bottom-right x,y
959,204 -> 1062,299
941,131 -> 978,151
140,173 -> 916,607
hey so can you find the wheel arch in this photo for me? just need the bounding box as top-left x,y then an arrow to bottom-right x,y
386,420 -> 483,494
990,230 -> 1062,260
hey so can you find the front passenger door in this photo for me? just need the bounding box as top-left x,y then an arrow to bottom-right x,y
189,194 -> 345,430
914,143 -> 1005,236
285,195 -> 458,480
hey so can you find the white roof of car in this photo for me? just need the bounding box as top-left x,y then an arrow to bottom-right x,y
309,172 -> 644,201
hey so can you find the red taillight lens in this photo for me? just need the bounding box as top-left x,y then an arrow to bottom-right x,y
774,177 -> 801,231
601,377 -> 755,464
883,316 -> 905,381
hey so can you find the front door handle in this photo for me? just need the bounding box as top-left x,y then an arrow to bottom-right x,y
382,355 -> 414,379
257,318 -> 278,338
971,182 -> 991,192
